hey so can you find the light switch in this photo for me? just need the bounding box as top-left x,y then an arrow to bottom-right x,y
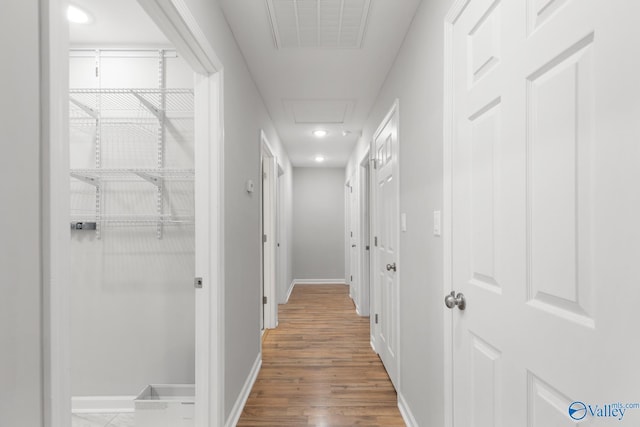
433,210 -> 441,236
246,180 -> 255,193
401,213 -> 407,232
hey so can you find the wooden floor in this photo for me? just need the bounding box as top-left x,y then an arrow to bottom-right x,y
237,284 -> 405,426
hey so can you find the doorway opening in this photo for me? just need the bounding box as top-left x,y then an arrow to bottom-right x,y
44,1 -> 225,426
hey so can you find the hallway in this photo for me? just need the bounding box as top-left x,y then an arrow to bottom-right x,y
237,285 -> 404,426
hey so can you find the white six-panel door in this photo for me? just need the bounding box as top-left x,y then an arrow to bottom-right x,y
446,0 -> 640,425
373,102 -> 400,389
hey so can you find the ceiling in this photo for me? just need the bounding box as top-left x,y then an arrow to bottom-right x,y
69,0 -> 169,46
219,0 -> 421,167
69,0 -> 422,167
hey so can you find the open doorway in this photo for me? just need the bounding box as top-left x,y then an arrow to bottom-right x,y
44,1 -> 225,426
68,45 -> 196,426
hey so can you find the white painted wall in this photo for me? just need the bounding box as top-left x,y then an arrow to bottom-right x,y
345,0 -> 452,424
292,168 -> 345,281
68,52 -> 197,395
177,0 -> 293,420
0,1 -> 44,425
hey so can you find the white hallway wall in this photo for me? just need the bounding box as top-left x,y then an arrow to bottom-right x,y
292,167 -> 345,282
179,0 -> 292,420
346,0 -> 452,424
0,1 -> 43,426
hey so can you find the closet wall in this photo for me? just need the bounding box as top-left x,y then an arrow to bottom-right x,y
69,50 -> 196,396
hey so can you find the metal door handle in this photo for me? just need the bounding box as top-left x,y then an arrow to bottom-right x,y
386,263 -> 396,272
444,291 -> 466,310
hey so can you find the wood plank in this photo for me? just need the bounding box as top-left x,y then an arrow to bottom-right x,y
237,284 -> 405,426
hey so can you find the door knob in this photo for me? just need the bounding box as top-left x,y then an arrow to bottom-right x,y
444,291 -> 466,310
386,263 -> 396,272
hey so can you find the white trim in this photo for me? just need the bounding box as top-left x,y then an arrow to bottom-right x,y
398,392 -> 419,427
42,1 -> 71,427
261,131 -> 278,329
284,280 -> 296,303
224,354 -> 262,427
443,2 -> 468,427
293,279 -> 347,285
71,396 -> 136,414
193,71 -> 225,427
137,0 -> 223,73
355,304 -> 362,316
358,149 -> 371,317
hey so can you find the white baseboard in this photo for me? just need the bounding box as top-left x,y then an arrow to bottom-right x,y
284,280 -> 295,303
225,353 -> 262,427
71,396 -> 135,414
398,392 -> 419,427
293,279 -> 347,285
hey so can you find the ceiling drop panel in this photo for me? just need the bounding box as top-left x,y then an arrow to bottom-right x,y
267,0 -> 371,49
284,99 -> 355,124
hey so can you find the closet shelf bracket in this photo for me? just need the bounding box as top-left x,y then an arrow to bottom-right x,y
134,171 -> 163,187
70,172 -> 100,187
130,90 -> 163,120
69,97 -> 98,119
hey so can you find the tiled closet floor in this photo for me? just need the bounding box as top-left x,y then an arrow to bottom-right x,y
71,413 -> 135,427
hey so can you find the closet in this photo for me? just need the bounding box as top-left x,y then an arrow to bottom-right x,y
69,47 -> 196,415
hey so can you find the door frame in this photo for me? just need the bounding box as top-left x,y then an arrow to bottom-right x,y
442,1 -> 470,426
370,99 -> 401,389
276,163 -> 285,303
42,0 -> 226,426
261,130 -> 278,329
346,175 -> 357,301
358,149 -> 371,317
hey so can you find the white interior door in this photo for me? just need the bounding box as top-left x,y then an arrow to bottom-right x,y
446,0 -> 640,425
373,102 -> 400,389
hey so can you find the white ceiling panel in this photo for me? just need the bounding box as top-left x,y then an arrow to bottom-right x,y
284,99 -> 355,124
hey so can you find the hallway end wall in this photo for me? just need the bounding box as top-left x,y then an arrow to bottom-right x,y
345,0 -> 453,424
292,167 -> 346,282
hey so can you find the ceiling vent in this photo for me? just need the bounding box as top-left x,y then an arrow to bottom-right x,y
266,0 -> 372,49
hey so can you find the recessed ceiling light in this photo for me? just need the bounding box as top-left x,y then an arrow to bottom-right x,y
312,129 -> 328,138
67,5 -> 91,24
315,156 -> 325,163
